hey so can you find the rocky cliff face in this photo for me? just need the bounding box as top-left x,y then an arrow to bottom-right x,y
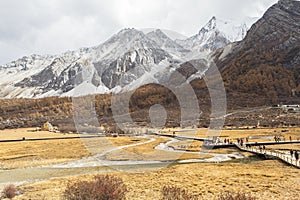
213,0 -> 300,104
241,0 -> 300,54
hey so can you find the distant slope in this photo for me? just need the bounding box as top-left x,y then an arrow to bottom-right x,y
213,0 -> 300,106
0,16 -> 254,99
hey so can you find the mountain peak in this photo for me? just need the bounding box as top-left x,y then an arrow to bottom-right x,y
115,28 -> 144,38
154,29 -> 164,34
175,16 -> 251,55
140,28 -> 188,40
151,29 -> 169,39
102,27 -> 151,50
145,29 -> 188,55
200,16 -> 217,33
118,28 -> 138,34
210,16 -> 217,24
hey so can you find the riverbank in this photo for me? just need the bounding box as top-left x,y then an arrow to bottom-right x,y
1,127 -> 300,199
14,160 -> 300,200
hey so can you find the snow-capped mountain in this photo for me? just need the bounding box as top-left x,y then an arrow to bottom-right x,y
176,16 -> 254,57
0,17 -> 255,99
146,29 -> 190,59
0,51 -> 85,98
92,28 -> 174,90
0,28 -> 177,98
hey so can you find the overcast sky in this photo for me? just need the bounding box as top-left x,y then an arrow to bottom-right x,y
0,0 -> 278,65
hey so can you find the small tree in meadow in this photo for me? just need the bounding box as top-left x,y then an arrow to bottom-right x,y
2,184 -> 17,199
63,175 -> 127,200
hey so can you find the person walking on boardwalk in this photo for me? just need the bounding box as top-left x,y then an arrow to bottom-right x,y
296,151 -> 300,166
289,136 -> 292,141
295,151 -> 299,161
290,149 -> 294,158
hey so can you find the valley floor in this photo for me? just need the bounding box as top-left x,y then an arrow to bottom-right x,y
0,127 -> 299,199
14,161 -> 300,200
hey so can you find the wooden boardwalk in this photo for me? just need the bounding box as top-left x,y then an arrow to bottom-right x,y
202,140 -> 300,149
235,144 -> 300,169
150,132 -> 300,169
243,140 -> 300,146
150,132 -> 211,142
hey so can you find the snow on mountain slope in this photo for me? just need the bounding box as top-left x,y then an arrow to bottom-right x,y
146,29 -> 190,61
176,16 -> 252,57
0,16 -> 256,99
0,28 -> 175,98
91,28 -> 164,62
92,28 -> 173,89
146,29 -> 186,51
141,28 -> 188,40
120,59 -> 175,93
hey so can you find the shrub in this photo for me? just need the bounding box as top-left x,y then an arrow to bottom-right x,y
161,186 -> 200,200
218,191 -> 257,200
63,175 -> 127,200
2,184 -> 17,199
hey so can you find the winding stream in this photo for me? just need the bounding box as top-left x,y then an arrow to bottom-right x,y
48,136 -> 245,168
155,138 -> 245,163
0,135 -> 246,188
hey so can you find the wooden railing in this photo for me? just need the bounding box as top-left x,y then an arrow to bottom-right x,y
236,144 -> 300,169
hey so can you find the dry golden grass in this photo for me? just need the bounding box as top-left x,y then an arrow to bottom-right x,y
0,139 -> 89,169
105,150 -> 212,161
0,128 -> 147,169
80,136 -> 148,155
15,160 -> 300,200
0,128 -> 80,140
105,137 -> 212,161
125,137 -> 170,154
2,128 -> 300,200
